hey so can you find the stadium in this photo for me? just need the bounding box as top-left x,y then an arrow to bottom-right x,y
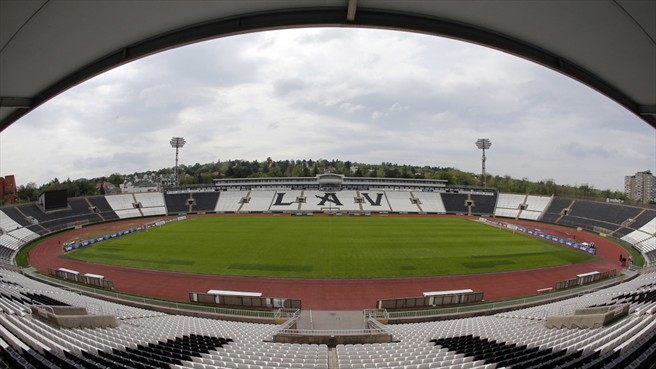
1,2 -> 655,369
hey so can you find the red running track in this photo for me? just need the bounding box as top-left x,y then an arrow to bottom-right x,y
28,215 -> 628,310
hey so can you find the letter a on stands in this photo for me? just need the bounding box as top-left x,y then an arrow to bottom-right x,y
316,193 -> 343,206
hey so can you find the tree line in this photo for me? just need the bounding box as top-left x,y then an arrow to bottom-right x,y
7,158 -> 631,204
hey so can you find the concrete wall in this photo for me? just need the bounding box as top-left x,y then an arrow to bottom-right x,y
274,332 -> 392,346
545,304 -> 629,329
31,306 -> 118,329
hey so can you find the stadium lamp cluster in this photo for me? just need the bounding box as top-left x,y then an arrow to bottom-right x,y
170,137 -> 186,186
476,138 -> 492,188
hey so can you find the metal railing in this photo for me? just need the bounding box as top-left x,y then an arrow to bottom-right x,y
363,309 -> 389,320
20,267 -> 645,324
0,262 -> 22,272
640,265 -> 656,274
276,315 -> 300,331
23,269 -> 280,319
387,275 -> 626,320
276,328 -> 385,336
274,308 -> 300,319
367,316 -> 391,334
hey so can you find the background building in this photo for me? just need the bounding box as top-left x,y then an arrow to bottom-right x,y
625,170 -> 656,204
0,175 -> 17,205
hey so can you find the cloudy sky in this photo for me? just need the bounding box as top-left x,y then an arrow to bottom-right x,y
0,28 -> 654,190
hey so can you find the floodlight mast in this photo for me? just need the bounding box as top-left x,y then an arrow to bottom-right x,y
475,139 -> 492,188
170,137 -> 186,186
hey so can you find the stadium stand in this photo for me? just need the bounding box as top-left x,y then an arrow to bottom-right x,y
105,194 -> 135,211
519,210 -> 542,220
37,214 -> 103,234
385,191 -> 421,213
9,204 -> 45,223
190,192 -> 221,213
533,197 -> 656,264
139,207 -> 166,217
269,190 -> 303,212
635,238 -> 656,265
622,217 -> 656,266
613,227 -> 636,239
2,186 -> 656,367
541,198 -> 654,240
359,191 -> 391,212
3,190 -> 654,269
0,234 -> 23,262
298,190 -> 326,211
134,192 -> 167,216
334,190 -> 362,212
133,193 -> 165,208
441,193 -> 469,214
0,267 -> 329,369
494,193 -> 524,219
6,228 -> 38,244
469,194 -> 497,216
67,198 -> 97,217
540,197 -> 573,223
496,193 -> 525,211
495,207 -> 519,219
412,192 -> 446,214
238,190 -> 275,212
215,191 -> 249,213
629,209 -> 656,230
494,208 -> 519,219
497,273 -> 656,319
1,197 -> 119,246
569,201 -> 643,227
0,210 -> 30,230
2,266 -> 654,369
2,200 -> 104,234
5,198 -> 102,232
519,195 -> 552,220
338,270 -> 656,369
85,196 -> 114,213
300,190 -> 358,212
558,215 -> 620,233
24,224 -> 48,237
86,196 -> 119,221
3,187 -> 656,268
55,197 -> 103,226
165,193 -> 190,214
525,195 -> 552,212
0,210 -> 24,233
623,228 -> 653,246
105,194 -> 142,219
0,269 -> 163,319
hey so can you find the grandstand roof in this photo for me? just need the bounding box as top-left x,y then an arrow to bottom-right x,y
1,0 -> 655,130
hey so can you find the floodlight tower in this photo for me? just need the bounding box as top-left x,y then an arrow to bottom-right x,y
475,138 -> 492,188
170,137 -> 186,186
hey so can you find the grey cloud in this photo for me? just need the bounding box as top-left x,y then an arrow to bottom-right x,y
1,28 -> 653,191
71,152 -> 158,172
273,78 -> 310,96
157,37 -> 261,87
561,144 -> 618,159
295,28 -> 352,44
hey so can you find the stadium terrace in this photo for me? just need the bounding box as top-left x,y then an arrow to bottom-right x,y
1,0 -> 655,367
1,176 -> 655,368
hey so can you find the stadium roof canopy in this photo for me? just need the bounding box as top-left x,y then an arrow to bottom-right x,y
1,0 -> 655,131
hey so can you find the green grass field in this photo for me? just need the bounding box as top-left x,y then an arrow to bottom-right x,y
66,217 -> 593,278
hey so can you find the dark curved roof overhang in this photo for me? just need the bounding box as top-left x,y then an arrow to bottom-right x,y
1,0 -> 655,131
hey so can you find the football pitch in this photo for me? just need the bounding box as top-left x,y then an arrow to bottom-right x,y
66,216 -> 593,278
